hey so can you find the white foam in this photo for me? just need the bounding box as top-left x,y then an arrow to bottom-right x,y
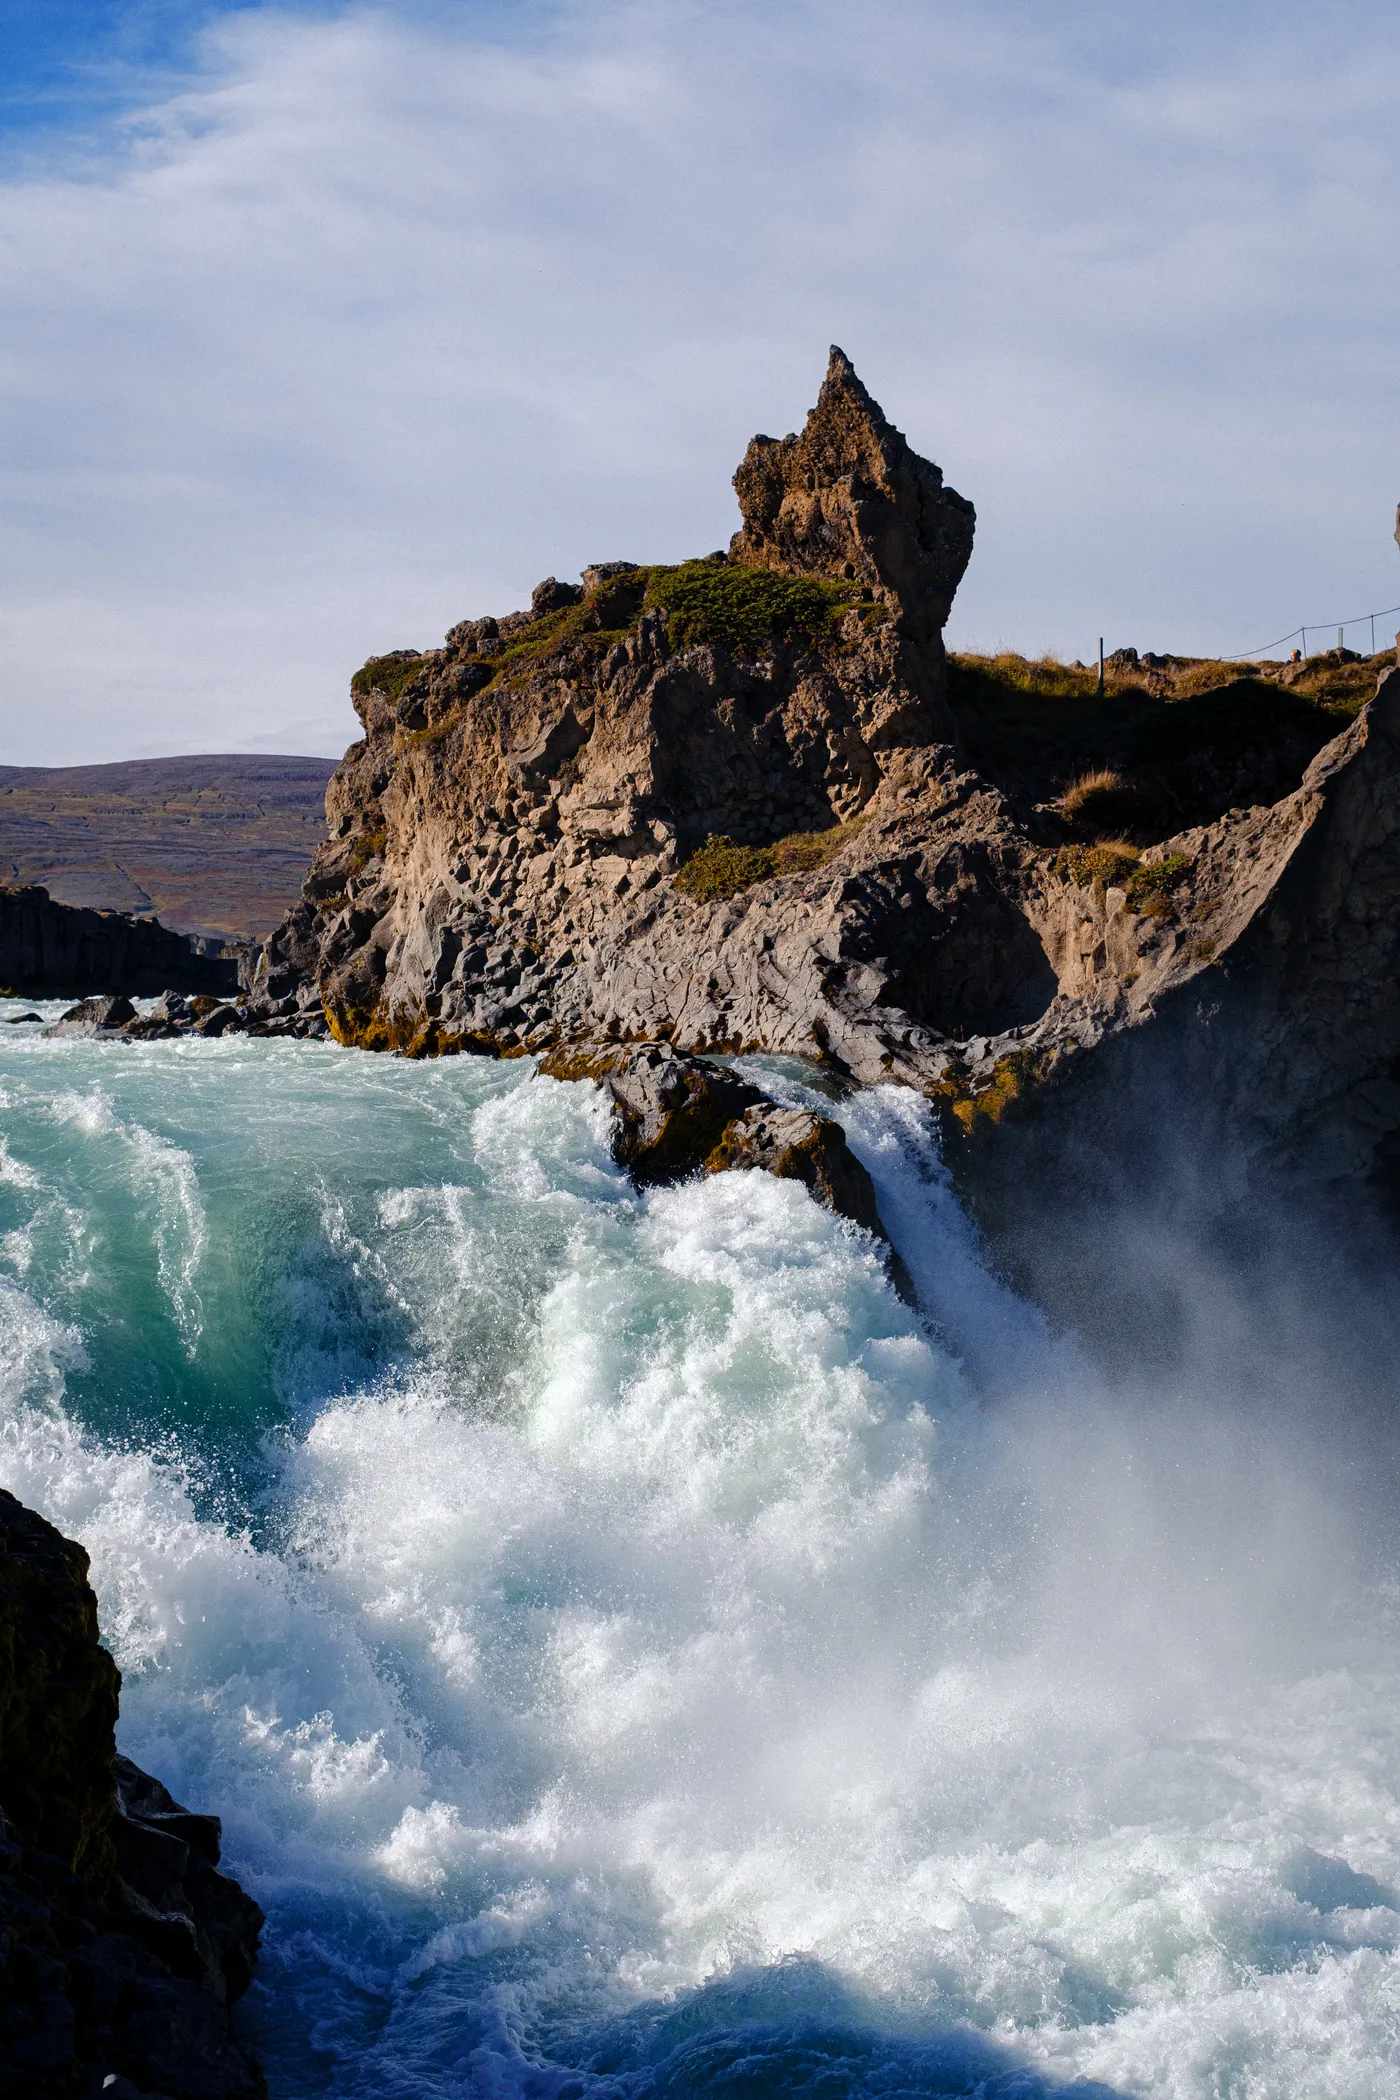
0,1045 -> 1398,2097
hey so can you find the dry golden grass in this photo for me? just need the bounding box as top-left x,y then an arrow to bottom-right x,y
1054,839 -> 1142,888
1058,768 -> 1127,820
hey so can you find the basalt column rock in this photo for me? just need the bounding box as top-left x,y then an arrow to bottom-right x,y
0,886 -> 239,1000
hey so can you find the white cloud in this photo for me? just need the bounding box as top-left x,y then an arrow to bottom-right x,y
1,0 -> 1398,763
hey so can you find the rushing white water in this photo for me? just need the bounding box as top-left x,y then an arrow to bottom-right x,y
2,1000 -> 1400,2098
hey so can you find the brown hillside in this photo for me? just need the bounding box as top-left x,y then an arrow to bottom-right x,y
0,753 -> 337,943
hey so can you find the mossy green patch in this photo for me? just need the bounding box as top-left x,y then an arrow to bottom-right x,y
644,561 -> 863,651
463,561 -> 875,698
934,1051 -> 1046,1133
675,817 -> 869,902
674,836 -> 776,902
1054,841 -> 1142,889
1125,853 -> 1192,915
351,652 -> 423,706
347,821 -> 388,876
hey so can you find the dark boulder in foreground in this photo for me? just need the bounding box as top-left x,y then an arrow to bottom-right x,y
0,886 -> 239,1000
0,1488 -> 264,2100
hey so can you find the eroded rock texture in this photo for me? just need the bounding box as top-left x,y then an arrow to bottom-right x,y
0,1489 -> 264,2100
730,346 -> 976,644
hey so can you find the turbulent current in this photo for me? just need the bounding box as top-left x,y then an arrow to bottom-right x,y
3,999 -> 1400,2099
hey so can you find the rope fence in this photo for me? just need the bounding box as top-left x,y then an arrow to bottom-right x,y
1224,601 -> 1400,663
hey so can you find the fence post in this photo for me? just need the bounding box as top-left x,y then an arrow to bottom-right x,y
1098,637 -> 1104,698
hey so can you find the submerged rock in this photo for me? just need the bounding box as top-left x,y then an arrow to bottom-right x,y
540,1043 -> 767,1185
538,1041 -> 885,1235
0,1488 -> 264,2100
704,1101 -> 884,1236
43,994 -> 138,1038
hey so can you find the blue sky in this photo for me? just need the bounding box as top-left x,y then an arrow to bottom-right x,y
2,0 -> 1398,763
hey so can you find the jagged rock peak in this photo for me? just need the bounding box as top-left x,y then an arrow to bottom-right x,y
729,345 -> 975,640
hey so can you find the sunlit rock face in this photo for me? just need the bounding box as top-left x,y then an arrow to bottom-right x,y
730,345 -> 976,643
252,357 -> 1400,1243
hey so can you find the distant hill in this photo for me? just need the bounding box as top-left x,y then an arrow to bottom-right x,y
0,754 -> 339,943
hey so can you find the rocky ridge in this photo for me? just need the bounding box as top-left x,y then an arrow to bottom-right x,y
227,348 -> 1400,1239
0,1488 -> 264,2100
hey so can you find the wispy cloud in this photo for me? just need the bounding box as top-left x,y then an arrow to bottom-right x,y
1,0 -> 1397,763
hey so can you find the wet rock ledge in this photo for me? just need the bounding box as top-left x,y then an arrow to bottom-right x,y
0,1488 -> 264,2100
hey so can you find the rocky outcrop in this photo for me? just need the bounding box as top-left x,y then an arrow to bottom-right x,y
0,1489 -> 264,2100
537,1042 -> 883,1233
730,347 -> 975,645
704,1102 -> 885,1237
42,995 -> 139,1038
0,887 -> 239,1000
28,989 -> 331,1044
251,350 -> 989,1084
247,346 -> 1400,1252
942,663 -> 1400,1325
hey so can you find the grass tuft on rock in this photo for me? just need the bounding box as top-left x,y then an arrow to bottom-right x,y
674,836 -> 776,901
1054,840 -> 1142,889
1125,853 -> 1193,915
675,817 -> 870,902
644,561 -> 862,651
347,821 -> 388,876
351,652 -> 423,706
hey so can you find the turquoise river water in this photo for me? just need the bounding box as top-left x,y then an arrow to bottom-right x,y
2,997 -> 1400,2098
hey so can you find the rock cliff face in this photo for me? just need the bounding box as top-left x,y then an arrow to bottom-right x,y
255,347 -> 994,1069
0,1489 -> 263,2100
729,347 -> 976,645
0,886 -> 239,999
253,347 -> 1400,1248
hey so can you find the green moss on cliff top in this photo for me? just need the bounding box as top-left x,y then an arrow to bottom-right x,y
454,561 -> 874,699
351,652 -> 424,706
645,561 -> 861,650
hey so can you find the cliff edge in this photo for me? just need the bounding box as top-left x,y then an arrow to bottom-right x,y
250,349 -> 1400,1251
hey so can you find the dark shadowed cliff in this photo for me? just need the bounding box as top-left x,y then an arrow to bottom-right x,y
0,1489 -> 263,2100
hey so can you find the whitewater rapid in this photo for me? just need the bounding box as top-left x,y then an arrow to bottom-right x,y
2,1000 -> 1399,2098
